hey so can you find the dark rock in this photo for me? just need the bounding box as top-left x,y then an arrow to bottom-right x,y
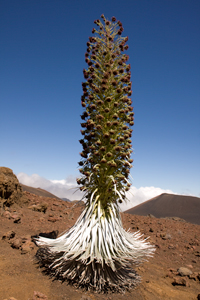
13,216 -> 21,223
2,230 -> 15,240
172,276 -> 189,287
189,273 -> 199,281
39,230 -> 59,239
194,251 -> 200,257
0,167 -> 28,207
0,168 -> 20,204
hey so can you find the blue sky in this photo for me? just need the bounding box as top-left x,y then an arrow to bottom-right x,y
1,0 -> 200,203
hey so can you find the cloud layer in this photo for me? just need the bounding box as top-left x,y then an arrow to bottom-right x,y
17,173 -> 84,201
17,172 -> 174,211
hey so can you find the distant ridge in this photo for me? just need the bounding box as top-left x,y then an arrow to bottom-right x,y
125,193 -> 200,225
61,197 -> 71,202
21,184 -> 62,200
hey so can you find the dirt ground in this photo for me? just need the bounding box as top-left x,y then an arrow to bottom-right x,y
0,191 -> 200,300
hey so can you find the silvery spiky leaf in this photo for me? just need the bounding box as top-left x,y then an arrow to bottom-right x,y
35,196 -> 155,292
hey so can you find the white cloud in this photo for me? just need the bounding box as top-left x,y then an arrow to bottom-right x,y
17,172 -> 84,201
17,172 -> 175,211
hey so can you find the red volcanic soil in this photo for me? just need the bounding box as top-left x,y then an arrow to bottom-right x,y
125,193 -> 200,225
0,189 -> 200,300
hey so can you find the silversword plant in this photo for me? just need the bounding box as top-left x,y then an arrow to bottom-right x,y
35,15 -> 155,293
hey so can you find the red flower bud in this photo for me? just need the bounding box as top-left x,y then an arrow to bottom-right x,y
105,97 -> 111,102
111,81 -> 117,86
103,132 -> 110,138
110,139 -> 116,144
101,158 -> 107,163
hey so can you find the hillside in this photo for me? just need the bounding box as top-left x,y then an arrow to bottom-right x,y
0,190 -> 200,299
21,184 -> 62,200
125,193 -> 200,225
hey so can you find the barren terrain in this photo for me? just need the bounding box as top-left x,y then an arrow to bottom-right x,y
0,190 -> 200,300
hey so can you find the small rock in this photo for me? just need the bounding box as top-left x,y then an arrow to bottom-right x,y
178,267 -> 193,276
162,233 -> 172,240
2,211 -> 11,218
149,227 -> 154,232
10,213 -> 19,219
28,203 -> 48,213
168,244 -> 176,249
2,230 -> 15,240
13,216 -> 21,223
21,240 -> 34,254
32,291 -> 48,300
197,294 -> 200,300
11,238 -> 23,249
172,277 -> 189,287
48,217 -> 58,222
37,230 -> 59,239
189,274 -> 198,281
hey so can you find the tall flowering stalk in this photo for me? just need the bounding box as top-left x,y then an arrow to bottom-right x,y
35,15 -> 155,292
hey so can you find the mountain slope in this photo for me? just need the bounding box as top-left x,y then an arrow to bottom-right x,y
125,193 -> 200,225
21,184 -> 62,200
